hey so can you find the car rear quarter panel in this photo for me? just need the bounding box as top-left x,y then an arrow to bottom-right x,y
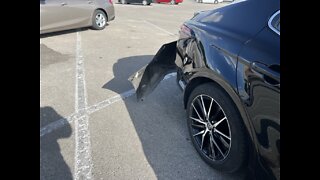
180,0 -> 279,170
104,3 -> 115,21
94,0 -> 115,22
177,26 -> 257,149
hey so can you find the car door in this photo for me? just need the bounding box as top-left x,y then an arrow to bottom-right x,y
40,0 -> 70,33
64,0 -> 95,28
236,10 -> 280,179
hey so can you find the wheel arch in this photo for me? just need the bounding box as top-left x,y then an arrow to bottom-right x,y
93,8 -> 108,22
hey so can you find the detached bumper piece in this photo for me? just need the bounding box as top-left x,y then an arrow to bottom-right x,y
128,41 -> 178,101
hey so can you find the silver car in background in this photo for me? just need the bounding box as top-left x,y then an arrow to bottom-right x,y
40,0 -> 115,34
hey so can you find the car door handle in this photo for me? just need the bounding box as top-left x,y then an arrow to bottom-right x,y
61,2 -> 67,6
251,62 -> 280,86
88,1 -> 93,4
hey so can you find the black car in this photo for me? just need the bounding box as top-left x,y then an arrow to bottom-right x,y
129,0 -> 280,179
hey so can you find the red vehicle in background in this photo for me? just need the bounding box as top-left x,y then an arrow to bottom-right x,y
154,0 -> 183,5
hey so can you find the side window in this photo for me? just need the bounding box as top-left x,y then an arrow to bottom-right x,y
268,10 -> 280,35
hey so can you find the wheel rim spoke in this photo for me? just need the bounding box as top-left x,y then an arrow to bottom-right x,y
191,123 -> 205,129
218,134 -> 230,149
193,130 -> 205,137
207,97 -> 213,120
213,117 -> 226,128
190,117 -> 206,125
214,129 -> 230,140
195,98 -> 205,120
192,104 -> 204,121
200,130 -> 208,150
199,95 -> 208,120
209,133 -> 216,159
211,134 -> 225,158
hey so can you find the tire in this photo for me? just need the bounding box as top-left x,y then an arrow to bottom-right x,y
142,0 -> 148,5
91,10 -> 107,30
186,83 -> 249,173
214,0 -> 218,4
120,0 -> 127,4
170,0 -> 175,4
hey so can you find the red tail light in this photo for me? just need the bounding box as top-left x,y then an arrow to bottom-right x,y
109,0 -> 113,4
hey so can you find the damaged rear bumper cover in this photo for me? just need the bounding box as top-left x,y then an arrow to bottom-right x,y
128,41 -> 178,101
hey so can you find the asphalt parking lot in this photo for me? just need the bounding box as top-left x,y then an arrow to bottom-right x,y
40,1 -> 247,179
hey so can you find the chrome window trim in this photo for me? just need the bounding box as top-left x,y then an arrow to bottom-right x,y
268,10 -> 280,36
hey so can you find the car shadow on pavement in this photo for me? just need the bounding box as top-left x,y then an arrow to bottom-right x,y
116,2 -> 153,6
40,106 -> 73,180
103,55 -> 249,179
40,26 -> 108,38
102,55 -> 151,93
40,44 -> 70,68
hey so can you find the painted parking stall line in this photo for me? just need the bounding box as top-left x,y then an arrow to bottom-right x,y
74,32 -> 94,180
143,20 -> 177,36
40,73 -> 177,137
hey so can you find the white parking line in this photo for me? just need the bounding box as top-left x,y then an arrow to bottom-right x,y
40,72 -> 177,138
124,19 -> 178,36
143,20 -> 176,36
86,89 -> 136,114
74,32 -> 93,180
86,72 -> 177,114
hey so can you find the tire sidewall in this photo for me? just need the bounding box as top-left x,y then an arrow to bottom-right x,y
92,10 -> 107,30
186,83 -> 248,173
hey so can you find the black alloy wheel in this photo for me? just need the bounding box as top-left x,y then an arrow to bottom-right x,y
187,83 -> 249,173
